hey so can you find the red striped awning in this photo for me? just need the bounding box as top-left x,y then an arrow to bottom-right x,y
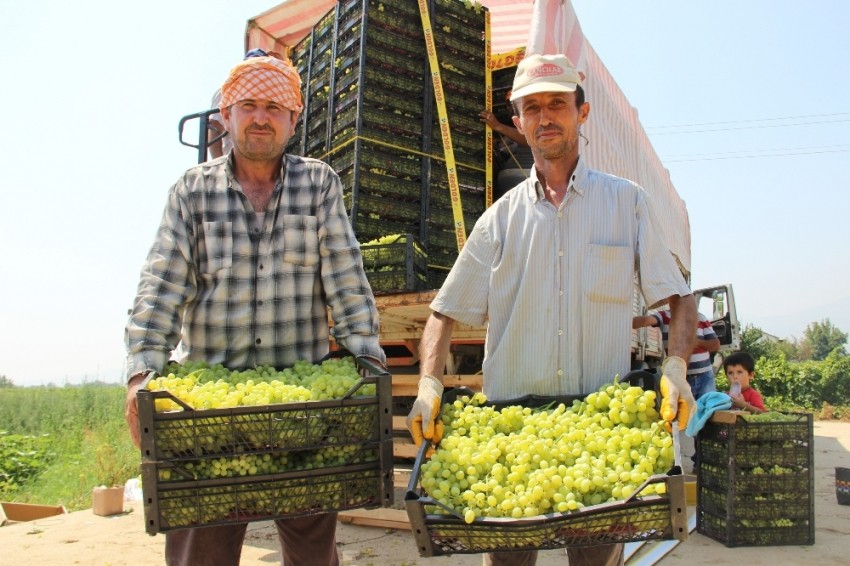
245,0 -> 337,55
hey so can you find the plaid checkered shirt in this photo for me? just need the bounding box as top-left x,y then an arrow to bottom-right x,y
125,154 -> 384,379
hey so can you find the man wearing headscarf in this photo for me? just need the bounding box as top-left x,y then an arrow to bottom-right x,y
124,55 -> 386,566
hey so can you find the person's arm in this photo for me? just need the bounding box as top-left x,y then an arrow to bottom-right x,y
696,335 -> 721,353
406,312 -> 456,446
632,315 -> 659,330
665,294 -> 697,361
479,110 -> 529,146
124,184 -> 198,447
658,294 -> 698,427
316,163 -> 386,365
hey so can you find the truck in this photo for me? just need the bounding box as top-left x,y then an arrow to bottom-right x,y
179,0 -> 740,454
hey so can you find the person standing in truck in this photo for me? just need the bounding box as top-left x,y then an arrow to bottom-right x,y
479,90 -> 535,200
406,53 -> 697,566
124,54 -> 385,566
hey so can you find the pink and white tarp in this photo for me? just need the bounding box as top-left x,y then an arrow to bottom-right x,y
245,0 -> 690,273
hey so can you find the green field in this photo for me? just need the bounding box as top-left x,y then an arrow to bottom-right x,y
0,385 -> 140,511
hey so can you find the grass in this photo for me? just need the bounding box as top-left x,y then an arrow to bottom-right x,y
0,384 -> 140,511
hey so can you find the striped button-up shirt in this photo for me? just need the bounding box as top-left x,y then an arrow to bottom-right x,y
125,154 -> 384,378
431,157 -> 691,401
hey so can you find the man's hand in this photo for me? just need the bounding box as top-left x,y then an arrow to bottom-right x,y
405,374 -> 444,447
124,372 -> 149,449
659,356 -> 694,430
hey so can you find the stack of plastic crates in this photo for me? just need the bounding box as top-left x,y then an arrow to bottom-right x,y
695,412 -> 815,547
136,360 -> 394,535
360,233 -> 428,293
290,0 -> 488,290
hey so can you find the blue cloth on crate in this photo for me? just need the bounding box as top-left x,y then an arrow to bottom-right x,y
685,391 -> 733,437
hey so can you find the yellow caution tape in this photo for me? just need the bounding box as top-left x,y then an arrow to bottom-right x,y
417,0 -> 465,253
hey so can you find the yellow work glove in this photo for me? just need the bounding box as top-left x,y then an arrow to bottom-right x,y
659,356 -> 694,431
405,374 -> 444,447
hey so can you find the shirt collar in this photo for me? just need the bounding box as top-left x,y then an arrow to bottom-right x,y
529,154 -> 589,202
224,152 -> 288,190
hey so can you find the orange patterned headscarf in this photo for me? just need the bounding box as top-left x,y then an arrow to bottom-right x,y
219,56 -> 303,114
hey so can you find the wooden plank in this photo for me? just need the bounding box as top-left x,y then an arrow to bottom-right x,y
393,440 -> 419,459
337,508 -> 411,531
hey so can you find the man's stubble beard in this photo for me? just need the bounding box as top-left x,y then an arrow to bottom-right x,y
532,126 -> 580,160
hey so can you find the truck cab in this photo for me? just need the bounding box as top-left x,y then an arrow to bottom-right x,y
694,284 -> 741,371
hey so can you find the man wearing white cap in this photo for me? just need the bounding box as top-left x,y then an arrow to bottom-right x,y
407,54 -> 697,566
124,55 -> 385,566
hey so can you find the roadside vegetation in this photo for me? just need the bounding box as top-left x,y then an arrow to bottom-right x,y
0,318 -> 847,510
0,384 -> 139,511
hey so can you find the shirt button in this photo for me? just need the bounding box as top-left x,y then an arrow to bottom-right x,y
558,329 -> 563,336
558,250 -> 564,257
559,290 -> 564,296
259,264 -> 264,270
557,369 -> 564,376
557,212 -> 563,218
255,338 -> 262,345
257,300 -> 264,306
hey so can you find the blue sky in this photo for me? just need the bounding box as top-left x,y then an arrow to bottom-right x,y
1,1 -> 848,386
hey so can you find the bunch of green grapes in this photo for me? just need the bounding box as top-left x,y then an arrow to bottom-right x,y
147,356 -> 371,412
420,382 -> 674,523
742,411 -> 798,422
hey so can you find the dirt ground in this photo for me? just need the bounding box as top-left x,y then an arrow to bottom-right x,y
1,421 -> 847,566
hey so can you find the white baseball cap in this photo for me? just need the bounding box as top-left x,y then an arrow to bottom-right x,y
510,54 -> 582,102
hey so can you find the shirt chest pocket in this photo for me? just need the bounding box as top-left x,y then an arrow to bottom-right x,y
584,244 -> 632,304
201,221 -> 233,273
282,215 -> 320,267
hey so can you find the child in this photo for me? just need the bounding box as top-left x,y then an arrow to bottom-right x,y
723,351 -> 766,413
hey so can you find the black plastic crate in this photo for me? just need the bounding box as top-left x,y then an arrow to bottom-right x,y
699,461 -> 810,494
351,214 -> 419,244
695,412 -> 815,547
699,485 -> 812,521
136,360 -> 394,534
142,463 -> 386,534
698,508 -> 814,547
404,390 -> 689,556
405,444 -> 688,556
361,234 -> 428,294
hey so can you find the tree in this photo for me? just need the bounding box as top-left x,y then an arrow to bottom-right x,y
740,324 -> 783,361
0,374 -> 14,388
801,319 -> 848,361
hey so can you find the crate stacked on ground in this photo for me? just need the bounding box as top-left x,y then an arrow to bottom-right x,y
360,233 -> 428,293
695,412 -> 815,547
137,359 -> 394,534
290,0 -> 488,291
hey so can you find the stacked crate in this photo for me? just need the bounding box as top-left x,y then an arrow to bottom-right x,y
695,413 -> 815,547
360,234 -> 428,294
137,363 -> 394,534
291,0 -> 489,291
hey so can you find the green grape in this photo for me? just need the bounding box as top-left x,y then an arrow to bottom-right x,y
421,383 -> 671,519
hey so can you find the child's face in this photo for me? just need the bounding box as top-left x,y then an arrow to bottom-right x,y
726,364 -> 754,389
